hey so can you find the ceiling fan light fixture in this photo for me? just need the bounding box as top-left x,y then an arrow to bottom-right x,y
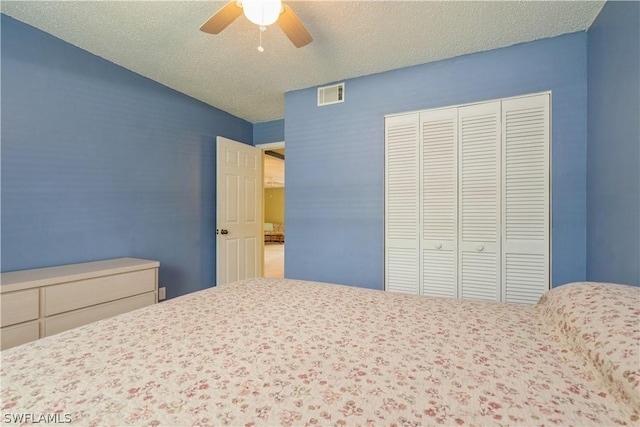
242,0 -> 282,26
200,0 -> 312,48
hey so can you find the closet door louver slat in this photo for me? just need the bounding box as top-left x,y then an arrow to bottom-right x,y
388,248 -> 420,294
461,252 -> 498,301
421,108 -> 458,298
385,114 -> 420,294
502,95 -> 550,304
458,102 -> 501,302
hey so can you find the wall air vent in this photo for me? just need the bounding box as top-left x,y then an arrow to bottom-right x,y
317,82 -> 345,106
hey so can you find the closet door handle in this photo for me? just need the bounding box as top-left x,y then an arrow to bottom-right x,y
220,229 -> 229,235
434,242 -> 443,249
476,244 -> 484,252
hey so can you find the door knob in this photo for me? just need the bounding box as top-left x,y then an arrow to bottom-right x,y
476,244 -> 484,252
435,242 -> 443,249
220,229 -> 229,235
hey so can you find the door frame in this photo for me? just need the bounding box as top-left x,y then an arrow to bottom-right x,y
384,91 -> 552,299
256,141 -> 285,277
256,141 -> 285,151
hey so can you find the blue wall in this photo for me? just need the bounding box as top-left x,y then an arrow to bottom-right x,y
254,119 -> 285,145
0,15 -> 253,298
587,1 -> 640,286
285,33 -> 588,290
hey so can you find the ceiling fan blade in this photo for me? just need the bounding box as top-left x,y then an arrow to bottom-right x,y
200,1 -> 243,34
277,4 -> 313,48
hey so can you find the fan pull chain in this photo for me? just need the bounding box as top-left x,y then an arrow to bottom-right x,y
258,25 -> 266,52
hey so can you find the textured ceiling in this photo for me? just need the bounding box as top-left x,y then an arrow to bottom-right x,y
1,0 -> 604,123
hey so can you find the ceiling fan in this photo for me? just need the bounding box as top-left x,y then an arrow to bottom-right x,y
200,0 -> 313,50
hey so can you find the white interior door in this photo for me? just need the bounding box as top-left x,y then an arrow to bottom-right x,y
501,94 -> 550,303
458,101 -> 502,301
385,114 -> 420,294
420,108 -> 458,298
216,137 -> 263,285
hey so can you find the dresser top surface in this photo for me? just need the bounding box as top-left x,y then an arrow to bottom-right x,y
0,258 -> 159,293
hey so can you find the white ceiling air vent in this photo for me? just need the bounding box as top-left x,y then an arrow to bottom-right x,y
317,82 -> 345,107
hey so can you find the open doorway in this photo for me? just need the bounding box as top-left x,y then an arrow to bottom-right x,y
258,142 -> 285,278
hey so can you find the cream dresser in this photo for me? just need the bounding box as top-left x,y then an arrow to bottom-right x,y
0,257 -> 159,350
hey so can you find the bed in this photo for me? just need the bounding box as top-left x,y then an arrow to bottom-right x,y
1,278 -> 638,426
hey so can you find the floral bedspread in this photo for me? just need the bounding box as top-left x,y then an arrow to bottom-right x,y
1,278 -> 638,426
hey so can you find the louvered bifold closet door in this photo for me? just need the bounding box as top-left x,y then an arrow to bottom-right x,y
458,102 -> 501,302
385,114 -> 420,294
420,108 -> 458,297
502,94 -> 550,304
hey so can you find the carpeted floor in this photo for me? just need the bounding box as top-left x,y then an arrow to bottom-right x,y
264,243 -> 284,278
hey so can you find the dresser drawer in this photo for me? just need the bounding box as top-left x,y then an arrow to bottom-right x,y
1,321 -> 40,350
1,289 -> 39,328
45,292 -> 156,336
44,269 -> 156,316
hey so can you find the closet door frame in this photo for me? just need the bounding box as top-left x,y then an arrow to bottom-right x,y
384,91 -> 552,299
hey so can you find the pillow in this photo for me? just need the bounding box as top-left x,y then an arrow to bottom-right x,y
264,223 -> 274,232
536,282 -> 640,409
